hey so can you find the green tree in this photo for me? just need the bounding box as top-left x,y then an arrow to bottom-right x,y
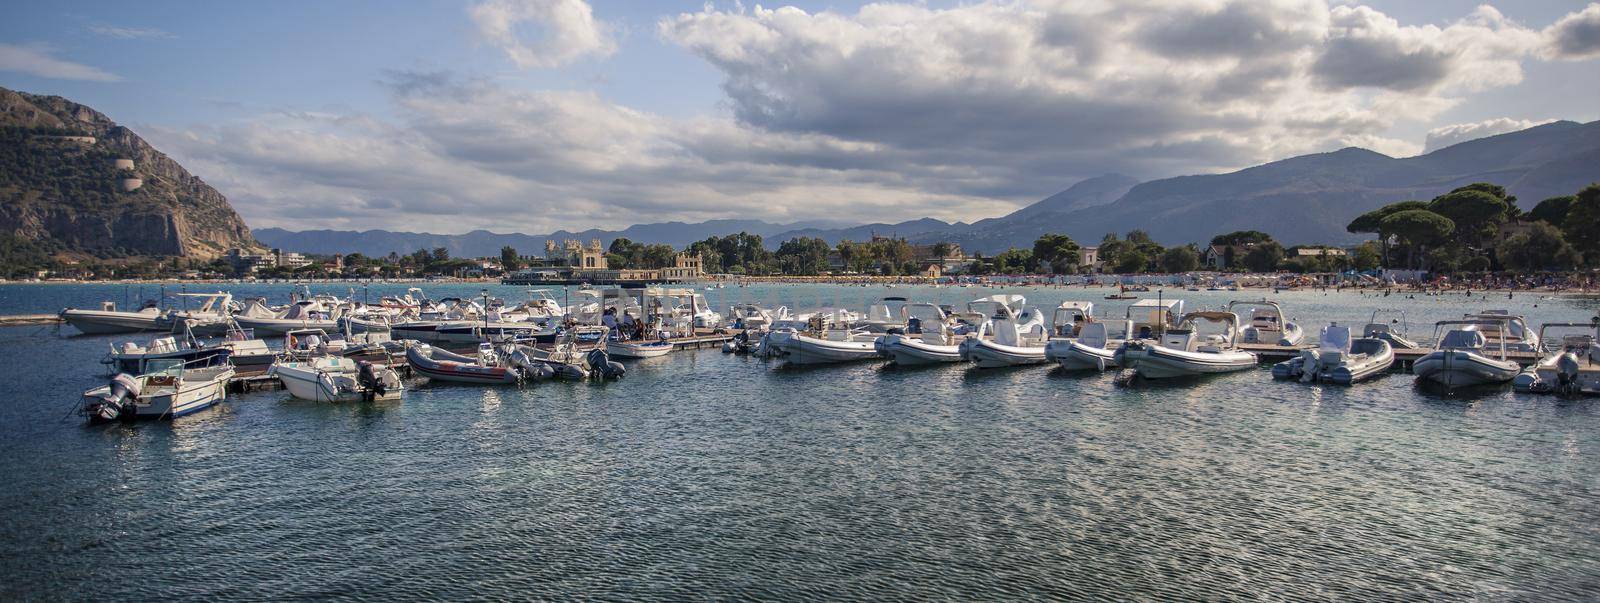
431,247 -> 450,263
1500,221 -> 1582,271
992,248 -> 1035,273
1563,184 -> 1600,265
1210,231 -> 1273,247
1528,195 -> 1576,226
931,242 -> 953,258
1428,188 -> 1509,251
1351,241 -> 1382,271
1031,234 -> 1081,274
1347,200 -> 1428,267
1114,249 -> 1147,274
774,237 -> 832,275
1160,245 -> 1200,273
500,246 -> 521,271
1381,209 -> 1455,270
1241,242 -> 1285,272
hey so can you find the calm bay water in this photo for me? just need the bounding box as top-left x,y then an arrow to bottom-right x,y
2,282 -> 1599,600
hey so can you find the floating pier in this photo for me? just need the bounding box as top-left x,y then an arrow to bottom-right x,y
0,314 -> 63,327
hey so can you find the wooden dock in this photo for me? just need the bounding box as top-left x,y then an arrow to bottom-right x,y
0,314 -> 62,327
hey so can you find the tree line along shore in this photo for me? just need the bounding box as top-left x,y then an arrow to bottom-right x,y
5,182 -> 1595,283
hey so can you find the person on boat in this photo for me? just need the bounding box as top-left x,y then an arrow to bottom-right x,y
601,308 -> 618,333
619,312 -> 636,341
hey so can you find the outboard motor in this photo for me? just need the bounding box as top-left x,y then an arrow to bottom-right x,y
90,373 -> 142,421
1556,352 -> 1582,396
586,349 -> 625,380
1298,349 -> 1320,383
357,361 -> 385,399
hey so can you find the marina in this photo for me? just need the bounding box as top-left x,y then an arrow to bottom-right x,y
5,281 -> 1600,600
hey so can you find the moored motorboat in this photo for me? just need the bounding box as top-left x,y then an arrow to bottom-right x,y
406,343 -> 523,385
1229,299 -> 1304,347
961,303 -> 1049,368
771,328 -> 882,365
1514,321 -> 1600,395
1412,313 -> 1534,388
80,359 -> 234,422
1362,310 -> 1421,350
59,302 -> 165,335
879,302 -> 975,365
1272,324 -> 1393,384
1046,298 -> 1184,371
271,356 -> 404,402
1115,311 -> 1257,379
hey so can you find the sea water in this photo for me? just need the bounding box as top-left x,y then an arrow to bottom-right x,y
2,282 -> 1598,599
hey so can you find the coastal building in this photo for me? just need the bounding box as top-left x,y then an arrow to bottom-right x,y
273,249 -> 310,269
1294,248 -> 1348,258
226,248 -> 276,273
546,239 -> 607,269
1079,246 -> 1101,272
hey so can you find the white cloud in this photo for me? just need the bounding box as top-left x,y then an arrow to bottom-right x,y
468,0 -> 616,68
1423,117 -> 1558,152
0,43 -> 121,82
150,1 -> 1600,235
1544,3 -> 1600,59
146,72 -> 1014,233
88,25 -> 174,40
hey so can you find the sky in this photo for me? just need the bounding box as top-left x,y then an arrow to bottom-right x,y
3,0 -> 1599,234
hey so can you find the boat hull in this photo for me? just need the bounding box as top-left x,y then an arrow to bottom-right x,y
234,317 -> 339,337
881,335 -> 963,365
1272,344 -> 1394,385
60,310 -> 164,335
962,339 -> 1048,368
1118,344 -> 1257,379
1046,340 -> 1118,371
606,341 -> 674,359
83,367 -> 233,421
1413,350 -> 1520,387
775,334 -> 881,365
273,359 -> 403,402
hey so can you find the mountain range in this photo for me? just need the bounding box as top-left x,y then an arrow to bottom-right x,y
258,119 -> 1600,256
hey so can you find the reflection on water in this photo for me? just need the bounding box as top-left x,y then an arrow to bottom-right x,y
1,285 -> 1598,599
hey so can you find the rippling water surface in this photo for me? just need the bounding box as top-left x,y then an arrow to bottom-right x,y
2,283 -> 1599,600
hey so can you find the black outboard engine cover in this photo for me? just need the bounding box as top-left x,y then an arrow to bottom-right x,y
586,349 -> 625,379
357,361 -> 386,396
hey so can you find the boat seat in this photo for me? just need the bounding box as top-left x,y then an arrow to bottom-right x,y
1320,325 -> 1352,353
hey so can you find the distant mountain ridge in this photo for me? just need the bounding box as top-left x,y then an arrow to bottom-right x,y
0,87 -> 259,259
257,119 -> 1600,256
253,219 -> 853,258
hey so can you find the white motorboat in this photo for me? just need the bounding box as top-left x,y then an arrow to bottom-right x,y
1514,322 -> 1600,396
1115,311 -> 1258,379
233,298 -> 340,336
878,302 -> 975,365
606,339 -> 674,359
769,328 -> 883,365
1412,313 -> 1535,388
1362,310 -> 1421,350
1229,299 -> 1304,347
271,356 -> 404,402
59,301 -> 166,335
1272,324 -> 1394,384
164,292 -> 239,336
407,343 -> 522,385
80,359 -> 234,422
961,303 -> 1049,368
1045,298 -> 1184,371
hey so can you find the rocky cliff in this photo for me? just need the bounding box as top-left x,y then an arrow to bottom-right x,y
0,86 -> 259,259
